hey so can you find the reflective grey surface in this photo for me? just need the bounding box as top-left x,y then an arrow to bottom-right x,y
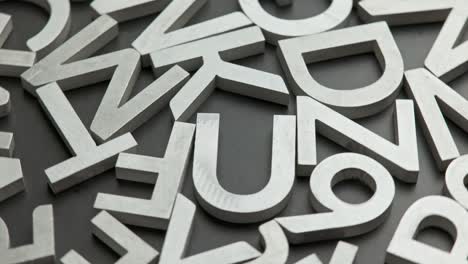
0,1 -> 462,263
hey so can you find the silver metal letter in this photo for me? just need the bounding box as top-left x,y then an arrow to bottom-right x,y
278,22 -> 404,118
36,83 -> 137,193
21,15 -> 190,142
295,241 -> 358,264
358,0 -> 455,26
61,211 -> 159,264
0,205 -> 55,264
445,155 -> 468,210
0,131 -> 13,157
0,13 -> 36,78
426,3 -> 468,82
0,157 -> 23,203
61,251 -> 91,264
386,195 -> 468,264
132,0 -> 252,66
21,15 -> 119,94
245,221 -> 289,264
0,14 -> 29,202
94,121 -> 195,229
405,68 -> 468,171
193,114 -> 295,223
91,0 -> 171,22
0,0 -> 71,57
296,96 -> 418,182
0,13 -> 36,116
239,0 -> 353,44
158,194 -> 260,264
277,153 -> 395,244
90,64 -> 189,142
358,0 -> 468,82
150,27 -> 290,122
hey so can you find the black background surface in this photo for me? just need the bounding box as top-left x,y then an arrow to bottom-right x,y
0,0 -> 461,263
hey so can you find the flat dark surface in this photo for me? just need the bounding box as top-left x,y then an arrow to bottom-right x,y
0,0 -> 461,263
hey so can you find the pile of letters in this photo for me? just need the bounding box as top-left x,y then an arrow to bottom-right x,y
1,0 -> 468,263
